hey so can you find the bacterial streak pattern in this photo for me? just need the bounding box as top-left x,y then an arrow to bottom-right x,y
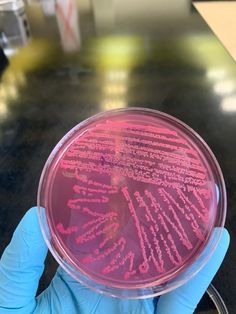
55,120 -> 211,281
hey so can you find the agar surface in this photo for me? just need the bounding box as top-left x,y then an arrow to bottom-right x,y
54,118 -> 213,283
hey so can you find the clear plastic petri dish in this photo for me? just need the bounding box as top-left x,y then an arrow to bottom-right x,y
37,108 -> 226,298
196,284 -> 229,314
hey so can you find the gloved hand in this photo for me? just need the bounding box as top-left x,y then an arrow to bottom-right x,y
0,207 -> 229,314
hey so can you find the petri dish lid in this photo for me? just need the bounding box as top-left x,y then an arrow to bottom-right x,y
37,108 -> 226,298
196,284 -> 229,314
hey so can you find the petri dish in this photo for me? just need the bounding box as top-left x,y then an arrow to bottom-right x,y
37,108 -> 226,298
196,284 -> 229,314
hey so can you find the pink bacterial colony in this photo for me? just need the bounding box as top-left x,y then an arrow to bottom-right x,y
50,115 -> 216,286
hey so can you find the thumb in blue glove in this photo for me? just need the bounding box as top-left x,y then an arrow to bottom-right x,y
0,207 -> 47,313
0,207 -> 230,314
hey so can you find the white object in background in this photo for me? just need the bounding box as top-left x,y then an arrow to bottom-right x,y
40,0 -> 56,16
55,0 -> 80,52
0,0 -> 30,47
0,0 -> 24,11
92,0 -> 190,35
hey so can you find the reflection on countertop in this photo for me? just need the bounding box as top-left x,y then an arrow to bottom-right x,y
0,1 -> 236,313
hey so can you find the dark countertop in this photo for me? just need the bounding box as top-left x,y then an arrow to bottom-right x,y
0,1 -> 236,312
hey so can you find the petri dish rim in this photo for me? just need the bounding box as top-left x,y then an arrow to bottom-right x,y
37,107 -> 227,298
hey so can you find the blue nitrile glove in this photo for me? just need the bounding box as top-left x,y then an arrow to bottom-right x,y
0,207 -> 230,314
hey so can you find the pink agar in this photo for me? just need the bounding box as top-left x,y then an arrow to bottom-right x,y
47,113 -> 217,287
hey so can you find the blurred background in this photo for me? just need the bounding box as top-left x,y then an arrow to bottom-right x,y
0,1 -> 236,313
